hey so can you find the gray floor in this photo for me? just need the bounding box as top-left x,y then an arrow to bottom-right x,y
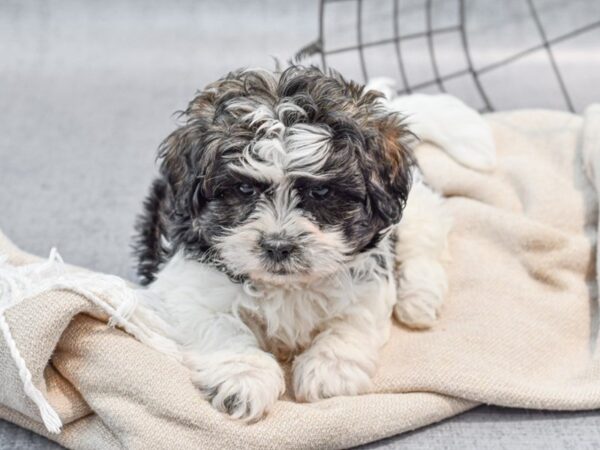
1,0 -> 599,448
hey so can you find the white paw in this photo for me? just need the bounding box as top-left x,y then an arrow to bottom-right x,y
394,291 -> 441,329
395,259 -> 446,329
188,351 -> 285,422
292,350 -> 373,402
389,92 -> 496,171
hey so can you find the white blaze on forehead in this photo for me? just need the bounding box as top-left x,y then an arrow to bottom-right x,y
245,105 -> 284,138
237,138 -> 287,182
228,102 -> 333,182
284,124 -> 332,173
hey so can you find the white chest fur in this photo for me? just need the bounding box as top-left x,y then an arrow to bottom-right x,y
146,247 -> 396,356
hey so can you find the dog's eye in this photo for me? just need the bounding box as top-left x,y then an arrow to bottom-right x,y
238,183 -> 258,196
308,186 -> 330,200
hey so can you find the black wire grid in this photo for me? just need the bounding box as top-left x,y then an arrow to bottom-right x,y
296,0 -> 600,112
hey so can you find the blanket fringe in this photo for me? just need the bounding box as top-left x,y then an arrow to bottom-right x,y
0,312 -> 63,433
0,248 -> 182,434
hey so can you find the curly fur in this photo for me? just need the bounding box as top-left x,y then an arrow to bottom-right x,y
134,66 -> 453,422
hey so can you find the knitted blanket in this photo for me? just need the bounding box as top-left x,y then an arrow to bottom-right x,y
1,106 -> 600,449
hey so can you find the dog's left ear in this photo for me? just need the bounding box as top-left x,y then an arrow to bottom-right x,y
364,111 -> 414,228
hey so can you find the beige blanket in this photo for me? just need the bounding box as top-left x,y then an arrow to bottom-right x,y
1,107 -> 600,449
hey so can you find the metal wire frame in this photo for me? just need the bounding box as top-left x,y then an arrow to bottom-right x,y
295,0 -> 600,112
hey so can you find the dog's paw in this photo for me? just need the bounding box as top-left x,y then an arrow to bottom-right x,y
189,351 -> 285,422
395,258 -> 446,329
292,350 -> 373,402
394,290 -> 441,329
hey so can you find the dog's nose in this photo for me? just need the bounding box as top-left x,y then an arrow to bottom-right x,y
260,236 -> 296,263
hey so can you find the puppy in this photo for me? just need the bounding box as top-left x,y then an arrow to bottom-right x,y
134,66 -> 452,421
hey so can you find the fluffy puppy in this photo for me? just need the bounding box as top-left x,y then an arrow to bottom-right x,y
134,66 -> 450,421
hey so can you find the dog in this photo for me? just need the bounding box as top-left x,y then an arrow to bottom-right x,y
133,65 -> 494,422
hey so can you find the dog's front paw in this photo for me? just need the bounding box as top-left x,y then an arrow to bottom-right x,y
189,351 -> 285,422
394,290 -> 441,329
292,350 -> 373,402
395,259 -> 446,329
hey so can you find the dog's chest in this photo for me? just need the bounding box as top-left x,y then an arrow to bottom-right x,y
239,273 -> 392,360
251,286 -> 340,356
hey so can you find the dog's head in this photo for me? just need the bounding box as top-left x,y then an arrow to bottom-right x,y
160,66 -> 413,283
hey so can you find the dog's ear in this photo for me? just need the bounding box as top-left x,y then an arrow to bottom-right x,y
159,126 -> 193,195
328,76 -> 414,229
158,71 -> 260,216
364,111 -> 414,228
158,122 -> 206,216
157,87 -> 223,215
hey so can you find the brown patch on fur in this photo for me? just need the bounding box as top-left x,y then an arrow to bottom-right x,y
373,115 -> 412,179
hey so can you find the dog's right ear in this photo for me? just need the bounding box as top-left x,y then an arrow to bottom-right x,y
158,113 -> 217,217
157,83 -> 224,215
159,126 -> 191,195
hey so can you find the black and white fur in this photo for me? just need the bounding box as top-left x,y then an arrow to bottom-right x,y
133,66 -> 483,421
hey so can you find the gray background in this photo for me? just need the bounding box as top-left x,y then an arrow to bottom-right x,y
1,0 -> 599,448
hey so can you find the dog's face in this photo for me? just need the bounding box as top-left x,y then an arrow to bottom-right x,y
160,67 -> 413,283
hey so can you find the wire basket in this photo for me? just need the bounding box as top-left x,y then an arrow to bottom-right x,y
296,0 -> 600,112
